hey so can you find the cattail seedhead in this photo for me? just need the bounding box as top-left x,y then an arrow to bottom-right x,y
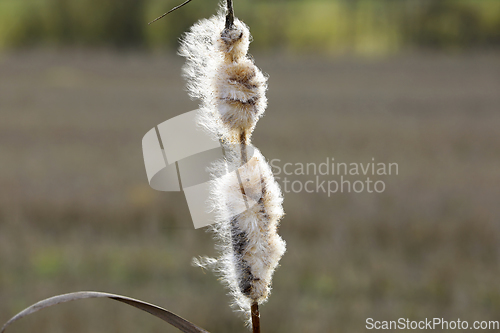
181,2 -> 285,326
205,148 -> 286,321
218,24 -> 249,60
179,6 -> 267,145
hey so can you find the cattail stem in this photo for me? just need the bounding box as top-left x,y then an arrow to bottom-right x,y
240,144 -> 247,165
225,0 -> 235,29
251,303 -> 260,333
240,131 -> 248,165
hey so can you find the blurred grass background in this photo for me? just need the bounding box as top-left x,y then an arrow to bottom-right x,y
1,0 -> 500,333
0,0 -> 500,54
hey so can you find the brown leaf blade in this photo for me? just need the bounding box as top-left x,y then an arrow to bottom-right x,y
1,291 -> 210,333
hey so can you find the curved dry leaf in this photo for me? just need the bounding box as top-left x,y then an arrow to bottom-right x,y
1,291 -> 210,333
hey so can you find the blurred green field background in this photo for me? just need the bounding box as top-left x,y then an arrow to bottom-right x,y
1,0 -> 500,54
1,1 -> 500,333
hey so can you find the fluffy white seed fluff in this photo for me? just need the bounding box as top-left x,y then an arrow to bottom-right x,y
180,4 -> 285,324
208,148 -> 286,315
179,5 -> 267,144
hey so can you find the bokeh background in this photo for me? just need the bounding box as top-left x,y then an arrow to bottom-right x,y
1,0 -> 500,332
